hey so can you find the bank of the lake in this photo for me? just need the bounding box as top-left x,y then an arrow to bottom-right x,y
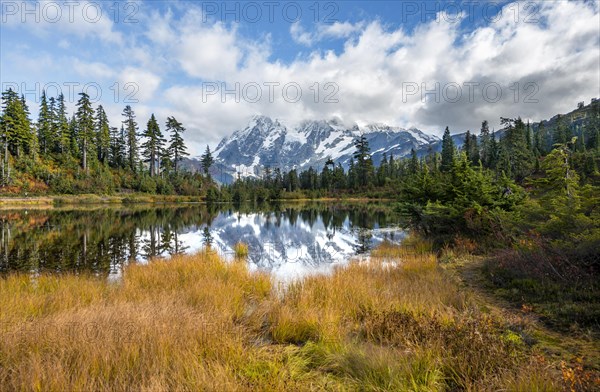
2,237 -> 588,391
0,194 -> 394,208
0,194 -> 206,207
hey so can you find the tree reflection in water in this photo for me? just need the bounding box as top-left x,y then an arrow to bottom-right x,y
0,203 -> 406,278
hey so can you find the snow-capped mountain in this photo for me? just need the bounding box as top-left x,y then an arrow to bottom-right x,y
210,115 -> 440,183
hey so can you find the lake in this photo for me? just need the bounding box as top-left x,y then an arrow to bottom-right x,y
0,202 -> 407,280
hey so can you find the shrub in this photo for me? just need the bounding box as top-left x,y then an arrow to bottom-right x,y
234,242 -> 249,258
137,175 -> 157,194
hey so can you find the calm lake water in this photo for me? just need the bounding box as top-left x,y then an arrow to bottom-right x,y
0,203 -> 407,280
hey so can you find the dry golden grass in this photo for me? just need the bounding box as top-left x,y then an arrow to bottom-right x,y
233,242 -> 249,259
0,238 -> 563,391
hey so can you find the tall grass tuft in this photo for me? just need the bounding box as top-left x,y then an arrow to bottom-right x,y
234,241 -> 249,259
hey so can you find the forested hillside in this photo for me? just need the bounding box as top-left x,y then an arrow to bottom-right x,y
0,88 -> 213,195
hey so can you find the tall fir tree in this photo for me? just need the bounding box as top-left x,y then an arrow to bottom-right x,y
165,116 -> 188,175
347,158 -> 356,188
141,114 -> 165,177
526,120 -> 532,150
37,90 -> 53,156
19,94 -> 35,157
55,93 -> 70,156
200,145 -> 214,178
95,105 -> 111,165
122,105 -> 139,172
353,135 -> 374,187
462,130 -> 472,162
441,126 -> 454,172
409,148 -> 419,175
553,115 -> 571,146
469,133 -> 479,164
109,126 -> 120,168
48,96 -> 59,154
479,120 -> 492,167
75,92 -> 95,173
497,117 -> 534,181
1,88 -> 32,158
488,130 -> 499,169
68,115 -> 79,158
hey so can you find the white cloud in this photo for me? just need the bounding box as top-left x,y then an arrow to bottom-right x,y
176,22 -> 241,80
2,0 -> 123,45
145,8 -> 176,45
291,21 -> 365,46
57,39 -> 70,49
119,67 -> 161,102
73,59 -> 115,80
290,22 -> 313,46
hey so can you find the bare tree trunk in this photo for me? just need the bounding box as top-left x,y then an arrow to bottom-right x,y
1,140 -> 4,184
83,138 -> 88,173
5,140 -> 9,184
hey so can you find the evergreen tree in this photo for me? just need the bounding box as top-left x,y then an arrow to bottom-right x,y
141,114 -> 165,177
462,130 -> 472,163
376,152 -> 388,186
526,120 -> 532,150
534,142 -> 592,240
68,115 -> 79,158
497,117 -> 534,181
55,93 -> 69,156
1,89 -> 32,158
286,169 -> 299,192
332,163 -> 346,190
37,90 -> 53,155
469,133 -> 479,164
353,135 -> 374,187
488,130 -> 499,169
122,105 -> 139,172
321,163 -> 333,190
534,122 -> 544,156
109,126 -> 124,168
441,126 -> 454,172
95,105 -> 111,165
386,154 -> 395,178
48,96 -> 59,154
479,121 -> 491,167
165,116 -> 188,175
347,158 -> 357,188
19,95 -> 35,155
553,115 -> 571,146
75,92 -> 95,172
37,90 -> 53,156
409,148 -> 419,175
200,145 -> 214,178
21,95 -> 37,158
300,166 -> 318,190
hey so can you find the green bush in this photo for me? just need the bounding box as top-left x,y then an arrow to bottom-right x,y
137,175 -> 157,194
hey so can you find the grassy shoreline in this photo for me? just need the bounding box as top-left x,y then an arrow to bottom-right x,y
0,194 -> 207,207
0,194 -> 394,208
2,237 -> 589,391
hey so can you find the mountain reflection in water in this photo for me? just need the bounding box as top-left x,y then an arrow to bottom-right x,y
0,203 -> 406,280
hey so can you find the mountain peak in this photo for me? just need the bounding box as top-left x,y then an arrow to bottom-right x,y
212,116 -> 441,183
247,115 -> 276,129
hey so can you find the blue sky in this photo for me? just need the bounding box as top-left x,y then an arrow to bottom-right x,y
1,0 -> 599,156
